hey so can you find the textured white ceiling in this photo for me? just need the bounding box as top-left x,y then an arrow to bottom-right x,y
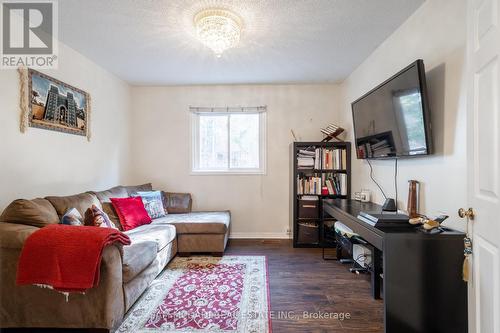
58,0 -> 424,85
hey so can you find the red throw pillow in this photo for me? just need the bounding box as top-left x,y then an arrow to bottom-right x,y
110,197 -> 152,231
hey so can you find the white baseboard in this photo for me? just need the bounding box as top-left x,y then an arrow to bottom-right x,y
229,232 -> 291,239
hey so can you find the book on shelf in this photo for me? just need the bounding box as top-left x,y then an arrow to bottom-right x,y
297,173 -> 347,196
301,195 -> 319,201
297,176 -> 322,195
314,149 -> 320,169
297,157 -> 315,168
298,149 -> 315,156
325,179 -> 335,194
297,148 -> 315,168
324,173 -> 348,196
340,173 -> 347,196
306,148 -> 347,170
297,147 -> 346,170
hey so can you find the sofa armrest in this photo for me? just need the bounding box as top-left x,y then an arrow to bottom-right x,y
0,222 -> 39,249
0,222 -> 126,330
162,192 -> 192,214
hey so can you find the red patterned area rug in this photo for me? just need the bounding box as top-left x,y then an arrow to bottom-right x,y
117,256 -> 271,333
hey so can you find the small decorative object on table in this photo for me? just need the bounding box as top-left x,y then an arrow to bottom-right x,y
407,180 -> 420,218
409,214 -> 449,232
354,189 -> 371,202
361,189 -> 371,202
320,123 -> 345,142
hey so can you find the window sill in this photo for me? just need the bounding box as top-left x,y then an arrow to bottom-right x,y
190,169 -> 266,176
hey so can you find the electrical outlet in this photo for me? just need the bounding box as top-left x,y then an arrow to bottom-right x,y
286,227 -> 291,235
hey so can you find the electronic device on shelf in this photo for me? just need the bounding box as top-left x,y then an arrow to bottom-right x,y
357,211 -> 411,228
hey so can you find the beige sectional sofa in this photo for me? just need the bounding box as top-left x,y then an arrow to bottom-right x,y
0,184 -> 230,331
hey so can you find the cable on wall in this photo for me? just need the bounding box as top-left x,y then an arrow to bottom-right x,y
366,159 -> 387,200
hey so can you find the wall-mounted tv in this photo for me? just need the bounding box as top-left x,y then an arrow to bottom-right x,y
351,59 -> 432,159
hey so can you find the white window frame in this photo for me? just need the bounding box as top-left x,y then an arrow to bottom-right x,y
191,111 -> 267,175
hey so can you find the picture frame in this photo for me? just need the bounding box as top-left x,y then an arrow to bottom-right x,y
19,68 -> 91,140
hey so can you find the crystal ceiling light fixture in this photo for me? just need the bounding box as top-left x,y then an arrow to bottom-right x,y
194,8 -> 242,57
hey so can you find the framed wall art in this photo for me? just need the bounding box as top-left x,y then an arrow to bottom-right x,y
19,68 -> 91,140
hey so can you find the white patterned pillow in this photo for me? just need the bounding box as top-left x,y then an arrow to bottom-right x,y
133,191 -> 166,219
60,208 -> 83,226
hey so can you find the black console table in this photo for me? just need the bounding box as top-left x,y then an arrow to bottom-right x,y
323,199 -> 468,333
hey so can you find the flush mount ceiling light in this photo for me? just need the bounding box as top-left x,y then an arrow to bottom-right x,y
194,8 -> 242,57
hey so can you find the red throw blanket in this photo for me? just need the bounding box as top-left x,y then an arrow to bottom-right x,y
16,224 -> 131,293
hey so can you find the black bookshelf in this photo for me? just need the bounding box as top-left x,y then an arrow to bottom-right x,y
291,141 -> 351,248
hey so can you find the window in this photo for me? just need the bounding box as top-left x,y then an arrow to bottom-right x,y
192,111 -> 266,174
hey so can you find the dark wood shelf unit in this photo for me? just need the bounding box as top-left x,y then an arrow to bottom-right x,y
297,194 -> 348,200
291,141 -> 351,248
297,169 -> 349,173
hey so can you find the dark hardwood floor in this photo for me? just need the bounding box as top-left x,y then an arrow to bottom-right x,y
226,239 -> 384,333
2,239 -> 383,333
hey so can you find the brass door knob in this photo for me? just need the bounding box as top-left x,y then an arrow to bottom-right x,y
458,207 -> 475,220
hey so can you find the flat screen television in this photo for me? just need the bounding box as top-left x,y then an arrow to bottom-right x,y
351,59 -> 432,159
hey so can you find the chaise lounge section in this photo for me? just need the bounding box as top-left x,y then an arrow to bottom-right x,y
154,211 -> 231,256
0,183 -> 230,331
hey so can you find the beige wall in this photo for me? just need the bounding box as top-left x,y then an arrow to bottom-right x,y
129,84 -> 341,238
338,0 -> 467,229
0,42 -> 131,211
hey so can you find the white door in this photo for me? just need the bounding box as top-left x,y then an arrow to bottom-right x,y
466,0 -> 500,332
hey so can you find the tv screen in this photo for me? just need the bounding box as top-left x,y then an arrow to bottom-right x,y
352,60 -> 432,159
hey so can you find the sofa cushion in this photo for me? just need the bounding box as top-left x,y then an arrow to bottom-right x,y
124,224 -> 176,252
0,198 -> 59,228
121,241 -> 157,283
91,186 -> 128,230
45,193 -> 101,218
124,183 -> 153,196
152,211 -> 230,234
93,186 -> 128,202
161,192 -> 192,214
